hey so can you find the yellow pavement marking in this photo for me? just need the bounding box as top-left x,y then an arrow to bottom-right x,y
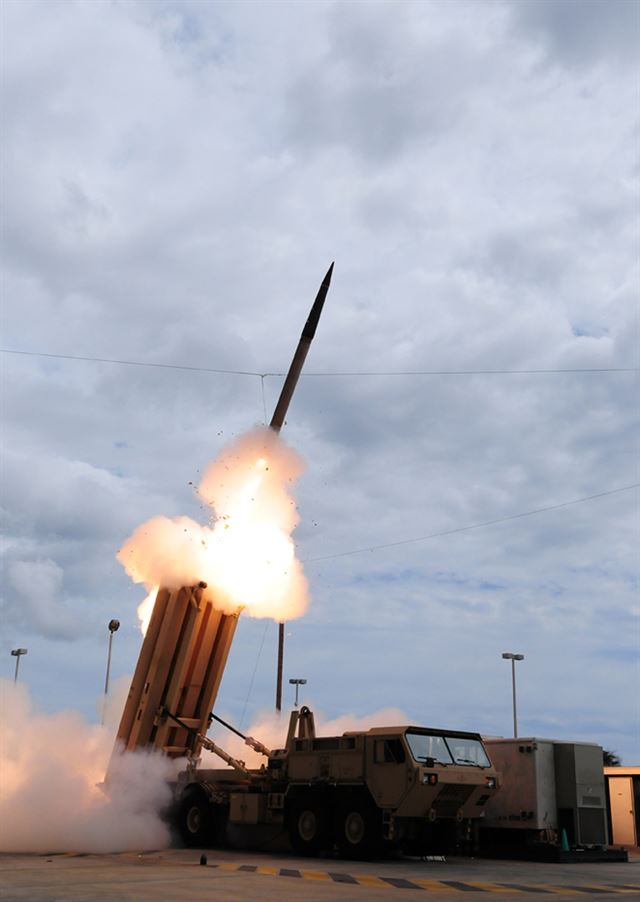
123,857 -> 639,895
413,878 -> 459,892
536,885 -> 636,896
300,870 -> 332,882
534,886 -> 582,895
354,874 -> 393,888
578,887 -> 640,895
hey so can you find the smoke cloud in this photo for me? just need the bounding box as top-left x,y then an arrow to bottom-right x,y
0,679 -> 177,853
118,427 -> 309,626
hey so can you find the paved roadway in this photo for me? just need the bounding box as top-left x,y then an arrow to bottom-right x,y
1,848 -> 638,901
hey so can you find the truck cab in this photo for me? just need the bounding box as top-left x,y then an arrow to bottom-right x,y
282,714 -> 498,856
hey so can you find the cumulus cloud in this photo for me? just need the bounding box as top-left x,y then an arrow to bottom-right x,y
5,559 -> 80,640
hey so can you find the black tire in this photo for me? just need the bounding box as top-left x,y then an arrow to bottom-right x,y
176,788 -> 215,848
287,795 -> 330,856
335,797 -> 382,860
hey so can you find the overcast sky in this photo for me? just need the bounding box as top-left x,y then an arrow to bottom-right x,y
1,0 -> 639,764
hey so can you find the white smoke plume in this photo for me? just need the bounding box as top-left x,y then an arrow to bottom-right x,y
0,678 -> 178,853
203,705 -> 411,771
118,427 -> 309,627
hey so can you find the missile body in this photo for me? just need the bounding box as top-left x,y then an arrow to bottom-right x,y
270,262 -> 333,713
270,262 -> 333,432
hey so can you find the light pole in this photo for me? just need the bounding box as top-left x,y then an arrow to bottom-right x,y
276,622 -> 285,712
102,619 -> 120,724
11,648 -> 27,683
502,652 -> 524,737
289,678 -> 307,707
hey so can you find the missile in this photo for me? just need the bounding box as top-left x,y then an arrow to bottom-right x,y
269,262 -> 333,713
269,262 -> 334,432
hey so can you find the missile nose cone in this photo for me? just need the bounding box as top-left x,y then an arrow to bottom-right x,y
302,262 -> 334,341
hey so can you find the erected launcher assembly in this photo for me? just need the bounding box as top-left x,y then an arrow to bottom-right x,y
108,263 -> 503,859
112,264 -> 334,761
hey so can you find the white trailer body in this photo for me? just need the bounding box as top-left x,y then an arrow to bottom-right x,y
482,738 -> 609,847
482,738 -> 557,832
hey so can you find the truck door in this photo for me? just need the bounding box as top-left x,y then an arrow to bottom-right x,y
367,737 -> 411,809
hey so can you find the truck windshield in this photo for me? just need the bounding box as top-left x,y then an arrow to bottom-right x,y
405,732 -> 453,765
406,731 -> 491,768
443,735 -> 491,767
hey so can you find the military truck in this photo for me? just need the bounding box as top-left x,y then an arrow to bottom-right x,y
172,706 -> 499,858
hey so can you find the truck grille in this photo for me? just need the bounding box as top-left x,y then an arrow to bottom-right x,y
433,785 -> 474,818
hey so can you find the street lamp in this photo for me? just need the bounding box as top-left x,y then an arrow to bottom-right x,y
101,619 -> 120,725
289,678 -> 307,707
502,652 -> 524,738
10,648 -> 28,683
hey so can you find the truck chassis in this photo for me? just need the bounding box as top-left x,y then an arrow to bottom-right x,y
171,706 -> 499,858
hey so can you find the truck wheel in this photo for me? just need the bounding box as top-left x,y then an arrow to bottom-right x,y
335,800 -> 381,860
287,797 -> 329,855
176,788 -> 214,848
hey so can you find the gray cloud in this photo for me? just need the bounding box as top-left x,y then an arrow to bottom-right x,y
4,559 -> 80,640
282,3 -> 491,161
508,0 -> 640,67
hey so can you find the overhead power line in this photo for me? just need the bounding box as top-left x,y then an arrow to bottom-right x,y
1,348 -> 637,377
265,368 -> 639,376
303,484 -> 640,564
0,348 -> 260,377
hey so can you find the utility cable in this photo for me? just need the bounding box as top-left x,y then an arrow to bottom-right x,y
1,348 -> 637,376
265,368 -> 639,376
0,348 -> 262,377
303,484 -> 640,563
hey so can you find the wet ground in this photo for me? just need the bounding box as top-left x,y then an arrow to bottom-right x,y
1,847 -> 638,901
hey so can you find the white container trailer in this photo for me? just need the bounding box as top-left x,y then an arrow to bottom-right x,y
482,738 -> 557,833
481,738 -> 610,850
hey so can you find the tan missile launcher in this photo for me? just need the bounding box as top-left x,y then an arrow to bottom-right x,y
112,264 -> 334,761
173,706 -> 500,858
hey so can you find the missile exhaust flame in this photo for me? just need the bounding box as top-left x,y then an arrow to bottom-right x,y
121,263 -> 334,635
121,427 -> 309,634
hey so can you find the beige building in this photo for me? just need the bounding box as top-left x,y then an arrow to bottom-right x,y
605,766 -> 640,847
